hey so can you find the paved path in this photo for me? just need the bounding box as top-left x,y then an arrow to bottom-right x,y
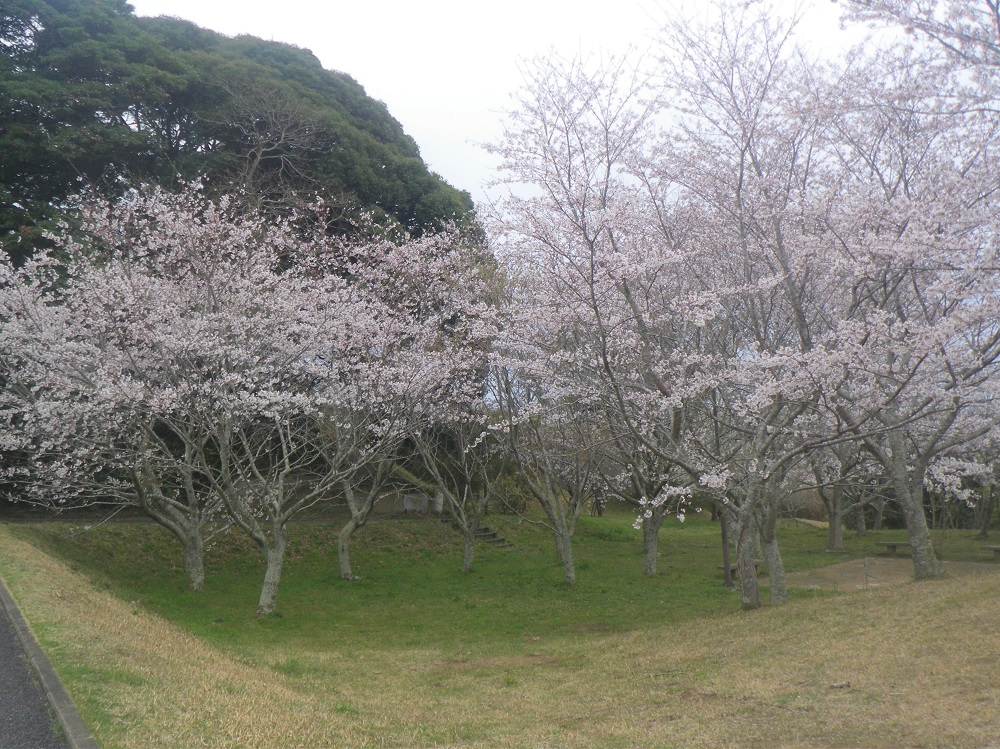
0,579 -> 97,749
0,590 -> 67,748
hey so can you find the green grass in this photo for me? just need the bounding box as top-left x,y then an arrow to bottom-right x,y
7,513 -> 835,648
5,511 -> 969,656
4,512 -> 999,748
9,512 -> 735,652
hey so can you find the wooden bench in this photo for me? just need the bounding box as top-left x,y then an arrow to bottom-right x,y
982,545 -> 1000,560
875,541 -> 911,557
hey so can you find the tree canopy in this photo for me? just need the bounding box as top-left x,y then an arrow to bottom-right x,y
0,0 -> 474,263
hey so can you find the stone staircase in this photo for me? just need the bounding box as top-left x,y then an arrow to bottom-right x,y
473,525 -> 514,549
441,517 -> 514,549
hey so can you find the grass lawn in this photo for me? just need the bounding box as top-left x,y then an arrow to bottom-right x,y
1,511 -> 998,748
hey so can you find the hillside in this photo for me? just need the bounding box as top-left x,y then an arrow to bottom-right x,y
2,517 -> 999,748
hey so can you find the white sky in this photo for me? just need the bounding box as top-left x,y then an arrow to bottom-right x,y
126,0 -> 860,206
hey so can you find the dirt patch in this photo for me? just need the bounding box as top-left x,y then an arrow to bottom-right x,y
785,557 -> 1000,591
790,519 -> 829,529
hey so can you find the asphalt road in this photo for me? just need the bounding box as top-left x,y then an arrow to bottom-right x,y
0,595 -> 68,749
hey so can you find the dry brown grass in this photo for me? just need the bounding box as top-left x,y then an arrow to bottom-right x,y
2,523 -> 999,748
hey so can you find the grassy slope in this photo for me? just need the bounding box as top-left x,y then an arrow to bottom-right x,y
1,513 -> 998,748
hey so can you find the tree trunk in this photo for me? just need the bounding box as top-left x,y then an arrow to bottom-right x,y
978,491 -> 996,539
144,510 -> 206,592
183,532 -> 206,592
724,509 -> 738,548
900,496 -> 941,579
855,501 -> 868,536
819,486 -> 844,551
338,515 -> 361,580
641,508 -> 666,576
735,507 -> 761,610
720,505 -> 735,589
825,489 -> 844,551
461,526 -> 476,573
545,509 -> 577,585
747,510 -> 763,559
828,509 -> 844,550
873,496 -> 885,531
761,514 -> 787,605
257,531 -> 286,616
893,475 -> 941,580
337,479 -> 383,581
538,491 -> 576,585
559,528 -> 576,585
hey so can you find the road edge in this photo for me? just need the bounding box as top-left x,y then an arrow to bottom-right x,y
0,576 -> 100,749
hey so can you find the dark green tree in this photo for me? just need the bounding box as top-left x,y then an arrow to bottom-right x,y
1,0 -> 474,262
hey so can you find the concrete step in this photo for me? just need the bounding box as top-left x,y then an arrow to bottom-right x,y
441,519 -> 513,550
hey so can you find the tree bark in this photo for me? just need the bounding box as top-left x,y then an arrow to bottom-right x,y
735,507 -> 762,610
828,508 -> 844,550
890,465 -> 941,579
898,491 -> 941,579
558,528 -> 576,585
747,509 -> 763,560
723,509 -> 738,548
537,488 -> 577,585
545,508 -> 577,585
338,515 -> 361,580
338,480 -> 381,581
257,531 -> 286,616
978,491 -> 996,539
182,532 -> 206,592
461,526 -> 476,573
641,507 -> 667,576
823,488 -> 844,551
761,510 -> 787,605
143,509 -> 207,592
855,501 -> 868,536
872,495 -> 885,531
720,504 -> 735,589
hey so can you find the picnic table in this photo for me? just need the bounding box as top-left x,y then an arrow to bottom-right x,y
982,545 -> 1000,560
874,540 -> 911,557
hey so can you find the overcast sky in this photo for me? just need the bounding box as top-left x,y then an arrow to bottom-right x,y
127,1 -> 858,205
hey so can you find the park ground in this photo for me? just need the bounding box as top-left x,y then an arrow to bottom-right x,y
0,513 -> 998,749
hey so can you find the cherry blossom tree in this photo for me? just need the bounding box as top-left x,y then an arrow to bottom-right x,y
593,415 -> 694,577
844,0 -> 1000,67
650,3 -> 846,606
812,42 -> 1000,576
486,51 -> 690,588
394,410 -> 508,574
491,362 -> 600,585
488,6 -> 844,607
809,443 -> 876,551
489,0 -> 1000,605
317,229 -> 496,582
0,186 -> 493,613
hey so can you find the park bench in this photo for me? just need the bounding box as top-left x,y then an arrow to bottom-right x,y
982,545 -> 1000,560
874,541 -> 911,557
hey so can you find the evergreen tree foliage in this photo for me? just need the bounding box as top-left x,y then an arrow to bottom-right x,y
0,0 -> 474,263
